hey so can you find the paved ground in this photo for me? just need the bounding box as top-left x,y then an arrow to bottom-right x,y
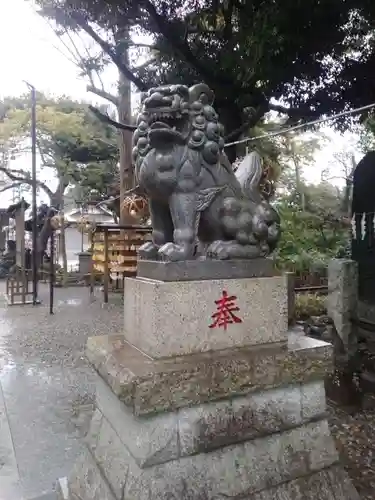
0,282 -> 123,500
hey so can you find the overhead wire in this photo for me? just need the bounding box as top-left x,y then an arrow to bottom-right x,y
95,101 -> 375,208
224,102 -> 375,148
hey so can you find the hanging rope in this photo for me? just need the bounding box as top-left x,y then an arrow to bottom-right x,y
224,102 -> 375,148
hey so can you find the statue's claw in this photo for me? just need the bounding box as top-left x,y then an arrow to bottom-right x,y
138,241 -> 159,260
158,242 -> 193,261
206,240 -> 231,260
207,240 -> 264,260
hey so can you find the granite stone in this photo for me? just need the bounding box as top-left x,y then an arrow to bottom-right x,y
75,420 -> 338,500
137,258 -> 275,281
95,377 -> 179,467
91,374 -> 328,466
124,275 -> 288,358
248,465 -> 360,500
86,333 -> 333,416
328,259 -> 358,353
178,381 -> 327,456
285,271 -> 296,324
301,380 -> 326,421
58,464 -> 359,500
93,417 -> 131,500
84,409 -> 103,452
66,448 -> 116,500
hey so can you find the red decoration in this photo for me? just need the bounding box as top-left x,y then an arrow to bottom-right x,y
209,290 -> 242,330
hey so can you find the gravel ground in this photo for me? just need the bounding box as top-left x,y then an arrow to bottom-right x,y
0,282 -> 123,499
329,403 -> 375,500
0,282 -> 123,367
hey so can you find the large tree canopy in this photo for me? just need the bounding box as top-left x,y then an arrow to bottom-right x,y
0,94 -> 119,207
34,0 -> 375,154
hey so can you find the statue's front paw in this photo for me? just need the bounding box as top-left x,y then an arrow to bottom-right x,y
138,242 -> 159,260
206,240 -> 231,260
158,242 -> 193,261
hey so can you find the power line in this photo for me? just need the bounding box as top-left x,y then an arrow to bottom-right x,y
96,101 -> 375,209
224,102 -> 375,148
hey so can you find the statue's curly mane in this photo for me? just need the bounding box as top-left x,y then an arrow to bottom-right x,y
132,84 -> 227,175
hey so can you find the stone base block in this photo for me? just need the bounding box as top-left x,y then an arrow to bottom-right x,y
124,275 -> 288,358
58,464 -> 359,500
137,258 -> 274,282
58,329 -> 359,500
59,374 -> 358,500
86,331 -> 333,416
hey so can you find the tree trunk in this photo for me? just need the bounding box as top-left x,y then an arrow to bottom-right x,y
115,28 -> 134,224
292,147 -> 305,211
218,106 -> 243,164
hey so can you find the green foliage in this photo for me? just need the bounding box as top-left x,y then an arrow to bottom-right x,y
274,198 -> 350,273
359,114 -> 375,153
34,0 -> 375,142
0,94 -> 119,204
295,294 -> 327,321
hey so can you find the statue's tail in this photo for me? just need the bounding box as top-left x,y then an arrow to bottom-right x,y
234,151 -> 280,252
234,151 -> 263,203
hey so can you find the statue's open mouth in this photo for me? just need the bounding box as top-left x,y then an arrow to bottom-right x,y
147,109 -> 189,144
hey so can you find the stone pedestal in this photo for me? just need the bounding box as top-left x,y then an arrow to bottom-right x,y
58,260 -> 359,500
328,259 -> 358,356
124,274 -> 288,358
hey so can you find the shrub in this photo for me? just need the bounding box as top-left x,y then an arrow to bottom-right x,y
295,293 -> 327,320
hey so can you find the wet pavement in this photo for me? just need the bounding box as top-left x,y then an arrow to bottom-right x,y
0,282 -> 123,500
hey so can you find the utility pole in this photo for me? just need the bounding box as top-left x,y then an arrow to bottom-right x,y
24,81 -> 38,305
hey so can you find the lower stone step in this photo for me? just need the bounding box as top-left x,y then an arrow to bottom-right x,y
29,492 -> 58,500
56,464 -> 359,500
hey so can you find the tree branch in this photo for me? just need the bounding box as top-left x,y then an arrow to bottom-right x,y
269,102 -> 319,121
133,56 -> 158,70
0,182 -> 23,194
67,10 -> 148,91
223,0 -> 235,40
140,0 -> 234,89
36,139 -> 55,169
88,105 -> 136,131
224,104 -> 269,142
0,166 -> 54,199
87,85 -> 119,106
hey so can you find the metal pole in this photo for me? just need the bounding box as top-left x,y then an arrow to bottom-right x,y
49,231 -> 54,315
25,82 -> 38,305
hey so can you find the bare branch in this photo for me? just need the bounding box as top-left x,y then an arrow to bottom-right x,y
87,85 -> 119,106
0,166 -> 54,198
66,10 -> 148,91
134,56 -> 158,70
225,104 -> 269,142
0,182 -> 23,194
36,139 -> 55,168
88,105 -> 136,131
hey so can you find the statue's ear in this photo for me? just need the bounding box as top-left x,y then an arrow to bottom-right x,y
189,83 -> 214,105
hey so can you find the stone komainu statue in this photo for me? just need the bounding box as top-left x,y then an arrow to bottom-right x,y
132,83 -> 280,261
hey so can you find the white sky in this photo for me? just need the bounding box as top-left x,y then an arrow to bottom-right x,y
0,0 -> 364,209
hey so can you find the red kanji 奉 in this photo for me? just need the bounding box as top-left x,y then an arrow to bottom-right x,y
209,290 -> 242,330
